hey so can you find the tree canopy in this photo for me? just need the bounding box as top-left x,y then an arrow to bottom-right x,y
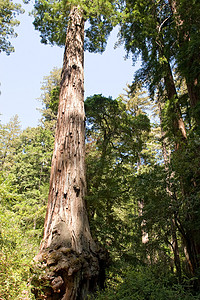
0,0 -> 24,54
32,0 -> 118,52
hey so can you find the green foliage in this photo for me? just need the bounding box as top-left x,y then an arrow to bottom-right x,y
170,135 -> 200,236
85,94 -> 151,257
32,0 -> 69,46
118,0 -> 200,128
0,115 -> 21,173
116,1 -> 200,282
0,119 -> 54,298
49,85 -> 60,114
174,0 -> 200,125
0,170 -> 37,299
11,126 -> 53,193
38,67 -> 61,132
8,126 -> 54,235
32,0 -> 117,52
0,0 -> 24,54
94,265 -> 199,300
118,0 -> 173,92
0,206 -> 36,299
84,13 -> 113,53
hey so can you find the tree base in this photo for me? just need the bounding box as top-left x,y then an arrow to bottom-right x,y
31,245 -> 108,300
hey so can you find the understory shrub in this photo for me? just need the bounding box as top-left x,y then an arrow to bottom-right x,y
94,265 -> 200,300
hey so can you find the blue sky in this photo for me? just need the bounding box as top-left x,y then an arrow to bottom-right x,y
0,2 -> 138,129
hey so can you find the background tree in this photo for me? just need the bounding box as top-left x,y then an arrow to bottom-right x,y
85,93 -> 151,261
0,119 -> 47,299
118,0 -> 187,143
0,115 -> 56,298
0,115 -> 21,173
117,0 -> 200,282
38,67 -> 61,133
168,0 -> 200,126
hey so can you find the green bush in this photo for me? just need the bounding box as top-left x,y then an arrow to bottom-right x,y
94,266 -> 199,300
0,204 -> 40,299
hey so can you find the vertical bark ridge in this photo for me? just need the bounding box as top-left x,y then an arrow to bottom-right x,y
40,6 -> 91,253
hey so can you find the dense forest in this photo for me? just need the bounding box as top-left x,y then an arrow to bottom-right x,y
1,0 -> 200,299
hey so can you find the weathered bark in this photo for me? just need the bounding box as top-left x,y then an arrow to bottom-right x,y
40,6 -> 92,256
32,6 -> 107,300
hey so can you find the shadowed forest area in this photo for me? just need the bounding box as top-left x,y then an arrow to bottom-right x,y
1,0 -> 200,299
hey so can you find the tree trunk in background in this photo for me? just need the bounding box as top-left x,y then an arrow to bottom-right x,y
152,2 -> 187,145
153,5 -> 189,280
157,99 -> 182,282
137,155 -> 149,246
164,2 -> 200,279
168,0 -> 200,125
32,6 -> 106,300
163,61 -> 187,143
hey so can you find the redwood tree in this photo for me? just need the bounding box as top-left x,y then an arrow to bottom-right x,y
31,2 -> 114,299
168,0 -> 200,126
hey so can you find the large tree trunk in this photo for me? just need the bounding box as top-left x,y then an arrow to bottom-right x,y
40,5 -> 91,257
32,6 -> 106,300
